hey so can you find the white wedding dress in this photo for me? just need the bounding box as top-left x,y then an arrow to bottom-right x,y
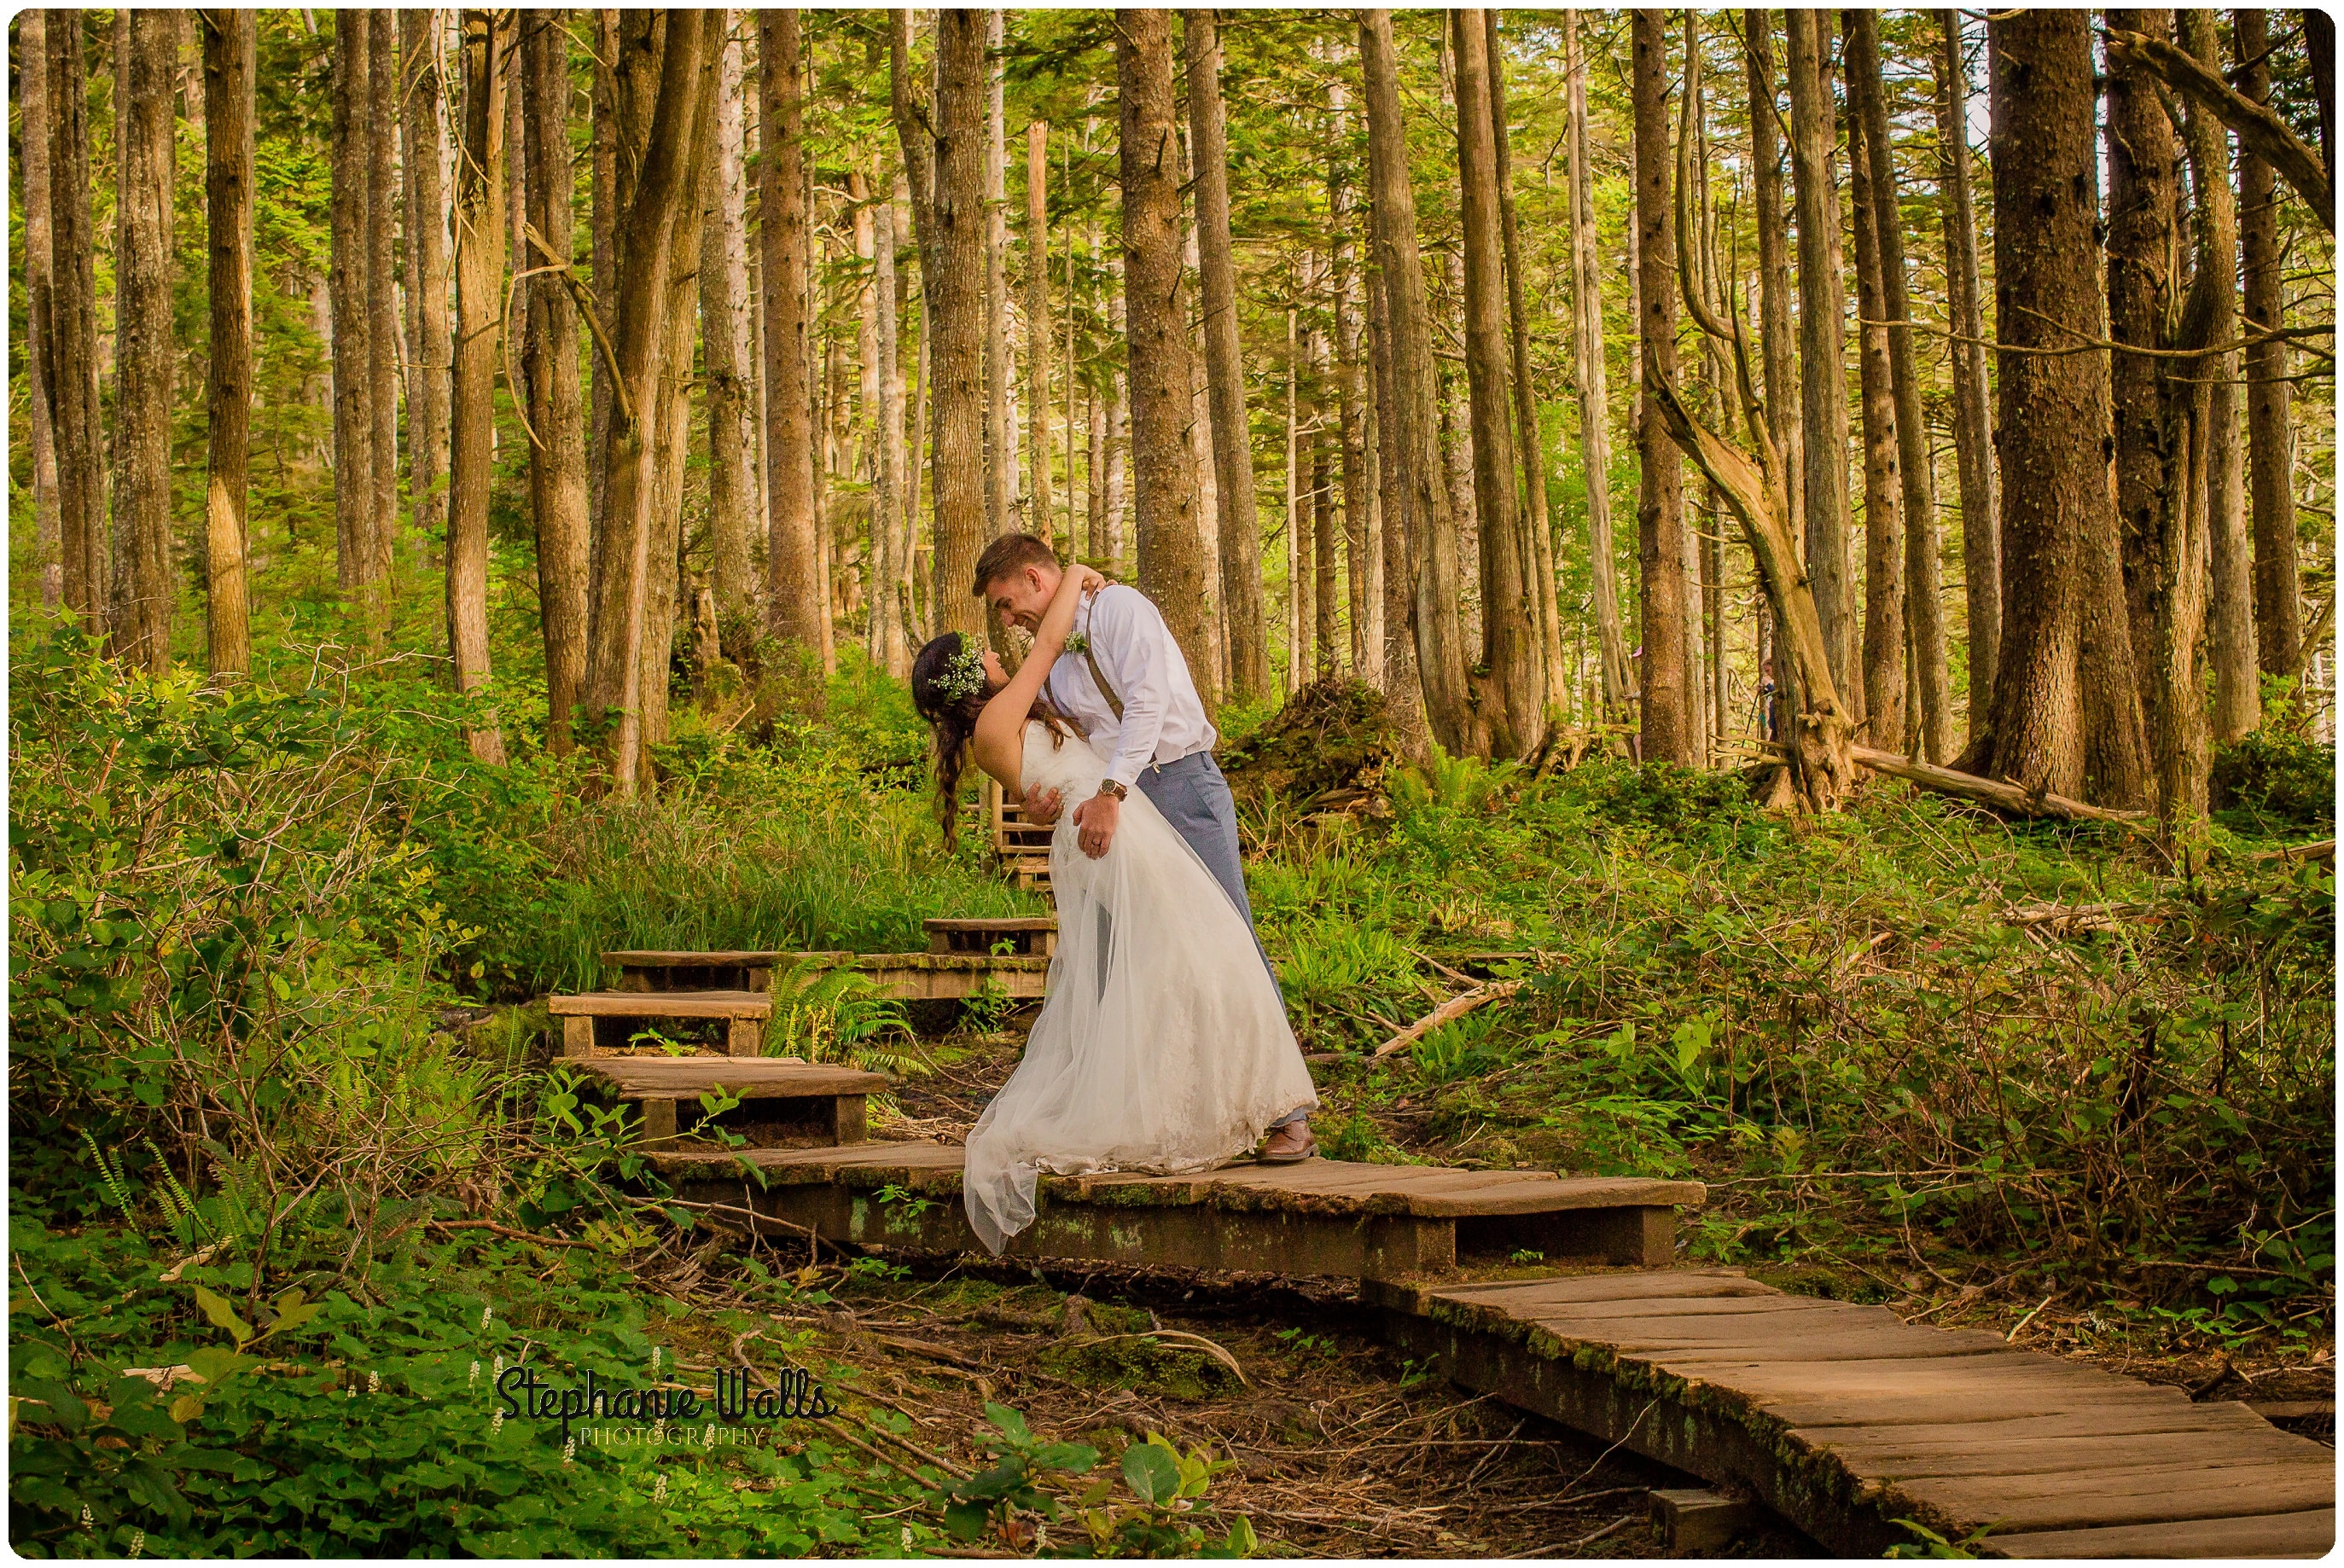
960,721 -> 1317,1255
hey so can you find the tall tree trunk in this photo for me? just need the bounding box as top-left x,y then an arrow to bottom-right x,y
1025,116 -> 1055,541
2236,8 -> 2305,696
1631,11 -> 1692,764
113,9 -> 178,672
329,11 -> 377,599
1330,69 -> 1379,688
920,10 -> 989,641
1184,9 -> 1270,701
586,10 -> 718,793
22,10 -> 61,612
449,9 -> 508,763
1105,247 -> 1130,574
1454,9 -> 1544,758
1285,308 -> 1303,691
523,9 -> 590,752
2181,10 -> 2259,742
1118,10 -> 1216,708
1485,11 -> 1563,711
1564,10 -> 1629,717
1178,119 -> 1225,696
1932,9 -> 1997,733
1368,257 -> 1429,752
983,10 -> 1012,537
1745,9 -> 1800,584
1849,10 -> 1950,762
1361,9 -> 1475,755
590,14 -> 616,569
1783,9 -> 1855,711
873,182 -> 911,676
759,12 -> 824,653
2107,8 -> 2201,821
365,10 -> 399,583
202,9 -> 254,680
1975,10 -> 2129,803
1312,323 -> 1337,677
44,9 -> 106,628
402,10 -> 452,589
702,13 -> 756,659
1844,19 -> 1905,750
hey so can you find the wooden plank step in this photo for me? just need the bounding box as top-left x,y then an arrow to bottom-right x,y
550,990 -> 771,1018
602,950 -> 1050,1002
645,1139 -> 1702,1275
1370,1267 -> 2335,1559
573,1056 -> 889,1147
550,990 -> 770,1058
925,916 -> 1056,957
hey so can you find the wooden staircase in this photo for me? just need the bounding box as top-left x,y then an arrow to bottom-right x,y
984,778 -> 1054,895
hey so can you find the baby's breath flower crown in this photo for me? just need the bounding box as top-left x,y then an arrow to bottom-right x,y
935,635 -> 989,703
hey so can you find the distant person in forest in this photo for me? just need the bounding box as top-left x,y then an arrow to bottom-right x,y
906,537 -> 1317,1255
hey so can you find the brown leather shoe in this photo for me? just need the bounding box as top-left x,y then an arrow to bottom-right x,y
1259,1121 -> 1317,1164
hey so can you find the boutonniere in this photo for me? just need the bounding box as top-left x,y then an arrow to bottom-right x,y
1063,631 -> 1090,656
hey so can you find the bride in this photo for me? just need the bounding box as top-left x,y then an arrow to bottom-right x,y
910,564 -> 1317,1256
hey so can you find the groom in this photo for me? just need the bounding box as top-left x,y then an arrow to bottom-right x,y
974,534 -> 1316,1163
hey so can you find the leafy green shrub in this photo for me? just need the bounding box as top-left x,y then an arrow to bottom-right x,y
2211,726 -> 2335,830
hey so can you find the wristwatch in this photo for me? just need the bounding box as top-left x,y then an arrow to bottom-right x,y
1096,780 -> 1129,802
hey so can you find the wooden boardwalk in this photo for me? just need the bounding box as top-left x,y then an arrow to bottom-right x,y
650,1137 -> 1701,1276
1369,1268 -> 2335,1559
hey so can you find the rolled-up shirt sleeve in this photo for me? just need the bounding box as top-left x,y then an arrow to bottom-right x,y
1096,589 -> 1171,791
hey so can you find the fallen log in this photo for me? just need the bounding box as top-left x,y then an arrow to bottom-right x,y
1848,745 -> 2155,831
1373,980 -> 1526,1059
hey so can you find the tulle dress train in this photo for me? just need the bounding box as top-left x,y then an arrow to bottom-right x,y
959,722 -> 1317,1255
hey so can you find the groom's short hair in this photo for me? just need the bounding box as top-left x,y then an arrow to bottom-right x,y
972,533 -> 1060,596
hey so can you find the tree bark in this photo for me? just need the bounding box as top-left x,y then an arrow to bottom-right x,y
916,10 -> 989,642
1932,9 -> 1997,731
985,10 -> 1012,538
1368,253 -> 1430,755
585,10 -> 718,792
1185,9 -> 1270,701
1745,10 -> 1800,584
1783,9 -> 1855,711
758,12 -> 823,654
1361,9 -> 1475,755
1849,10 -> 1950,762
329,12 -> 376,601
1454,9 -> 1545,758
701,13 -> 756,659
1564,10 -> 1629,717
2236,8 -> 2305,695
113,9 -> 178,672
44,9 -> 106,629
2179,10 -> 2259,742
1976,9 -> 2137,804
201,9 -> 254,680
1118,10 -> 1217,709
22,10 -> 61,612
522,9 -> 590,752
590,14 -> 616,567
365,10 -> 399,584
449,9 -> 508,763
1329,67 -> 1379,688
1631,11 -> 1692,765
1486,11 -> 1563,706
1844,17 -> 1905,749
873,181 -> 911,676
2103,25 -> 2333,232
402,10 -> 453,589
1025,116 -> 1056,541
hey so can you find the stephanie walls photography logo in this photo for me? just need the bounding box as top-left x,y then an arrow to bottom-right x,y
491,1343 -> 837,1448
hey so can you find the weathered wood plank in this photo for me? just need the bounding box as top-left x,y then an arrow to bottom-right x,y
1989,1507 -> 2333,1559
549,990 -> 771,1019
577,1058 -> 890,1100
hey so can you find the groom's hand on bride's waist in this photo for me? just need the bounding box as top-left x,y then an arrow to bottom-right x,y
1072,793 -> 1120,858
1022,786 -> 1064,826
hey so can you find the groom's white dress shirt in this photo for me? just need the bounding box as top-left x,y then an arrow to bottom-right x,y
1041,584 -> 1217,792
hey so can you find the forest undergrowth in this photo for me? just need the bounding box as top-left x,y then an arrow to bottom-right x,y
9,629 -> 2335,1553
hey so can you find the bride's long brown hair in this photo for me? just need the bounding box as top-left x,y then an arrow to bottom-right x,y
910,632 -> 1077,842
